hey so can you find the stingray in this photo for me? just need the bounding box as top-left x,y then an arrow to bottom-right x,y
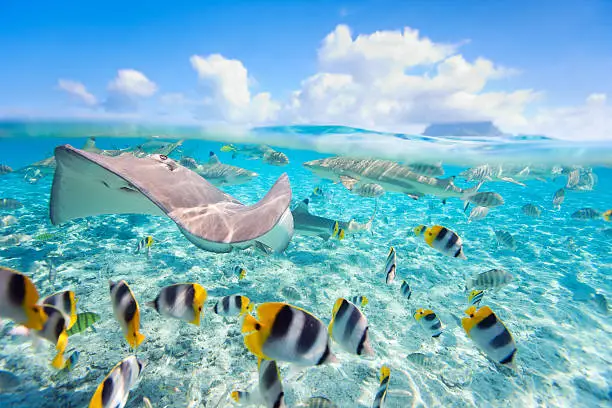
49,145 -> 294,253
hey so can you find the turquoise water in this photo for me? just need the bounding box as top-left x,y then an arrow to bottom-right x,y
0,123 -> 611,407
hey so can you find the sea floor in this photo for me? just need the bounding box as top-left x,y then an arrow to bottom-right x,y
1,145 -> 611,407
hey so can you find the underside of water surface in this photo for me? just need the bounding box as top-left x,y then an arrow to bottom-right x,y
0,123 -> 611,407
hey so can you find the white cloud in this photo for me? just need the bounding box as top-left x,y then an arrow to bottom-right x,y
57,79 -> 97,106
190,54 -> 279,123
513,93 -> 612,140
107,69 -> 157,97
280,24 -> 536,133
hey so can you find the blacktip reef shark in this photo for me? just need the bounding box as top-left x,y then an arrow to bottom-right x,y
291,198 -> 375,240
49,145 -> 294,253
221,144 -> 289,166
21,137 -> 184,174
180,152 -> 258,187
303,157 -> 479,201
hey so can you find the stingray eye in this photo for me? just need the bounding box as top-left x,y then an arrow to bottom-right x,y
159,155 -> 168,161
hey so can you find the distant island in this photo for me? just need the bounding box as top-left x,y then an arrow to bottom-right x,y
422,121 -> 504,137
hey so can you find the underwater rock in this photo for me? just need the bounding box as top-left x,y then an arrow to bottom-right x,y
0,370 -> 20,392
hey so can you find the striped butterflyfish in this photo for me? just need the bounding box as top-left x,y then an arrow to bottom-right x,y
423,225 -> 466,259
371,366 -> 390,408
241,302 -> 335,366
88,355 -> 144,408
400,281 -> 412,299
461,306 -> 517,370
33,305 -> 69,369
213,295 -> 253,317
414,308 -> 443,338
146,283 -> 207,326
329,298 -> 374,356
384,247 -> 396,284
0,266 -> 47,330
109,280 -> 145,349
41,290 -> 78,329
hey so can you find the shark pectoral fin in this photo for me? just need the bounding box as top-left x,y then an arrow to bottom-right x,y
340,176 -> 359,190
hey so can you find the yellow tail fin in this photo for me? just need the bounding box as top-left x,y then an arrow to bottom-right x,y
242,313 -> 260,334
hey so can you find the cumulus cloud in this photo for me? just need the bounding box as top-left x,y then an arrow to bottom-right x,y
514,93 -> 612,140
282,24 -> 536,132
57,79 -> 97,106
107,69 -> 157,97
190,54 -> 279,124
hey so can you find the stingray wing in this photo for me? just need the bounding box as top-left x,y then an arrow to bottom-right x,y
50,145 -> 293,249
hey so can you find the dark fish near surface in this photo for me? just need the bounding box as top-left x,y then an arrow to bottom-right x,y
0,198 -> 23,210
0,164 -> 13,175
552,188 -> 565,209
571,208 -> 601,220
522,203 -> 541,218
495,230 -> 517,250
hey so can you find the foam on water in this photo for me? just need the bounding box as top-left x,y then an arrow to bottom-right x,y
0,126 -> 611,407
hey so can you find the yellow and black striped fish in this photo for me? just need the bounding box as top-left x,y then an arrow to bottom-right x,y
41,290 -> 78,329
461,305 -> 517,370
242,302 -> 335,366
89,356 -> 144,408
422,225 -> 466,259
0,266 -> 47,330
372,366 -> 390,408
109,280 -> 145,349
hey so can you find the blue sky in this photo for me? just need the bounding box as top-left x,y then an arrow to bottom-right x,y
1,1 -> 611,138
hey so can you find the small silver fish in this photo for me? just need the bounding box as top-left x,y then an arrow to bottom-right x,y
566,169 -> 580,188
0,198 -> 23,210
495,230 -> 517,250
522,204 -> 541,218
552,188 -> 565,209
571,208 -> 600,220
354,183 -> 385,198
468,206 -> 489,223
466,192 -> 504,209
406,352 -> 438,368
0,164 -> 13,175
307,397 -> 338,408
466,269 -> 513,291
46,259 -> 57,287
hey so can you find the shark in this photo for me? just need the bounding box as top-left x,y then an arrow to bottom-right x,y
291,198 -> 375,240
221,144 -> 289,166
180,152 -> 258,187
50,145 -> 294,253
21,137 -> 184,174
303,157 -> 478,200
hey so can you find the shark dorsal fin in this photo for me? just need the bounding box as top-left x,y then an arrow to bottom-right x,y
293,198 -> 310,214
82,137 -> 97,151
208,151 -> 221,165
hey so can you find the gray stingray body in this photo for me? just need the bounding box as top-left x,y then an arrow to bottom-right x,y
50,145 -> 294,253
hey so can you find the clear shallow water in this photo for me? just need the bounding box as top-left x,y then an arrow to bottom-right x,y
0,124 -> 611,407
